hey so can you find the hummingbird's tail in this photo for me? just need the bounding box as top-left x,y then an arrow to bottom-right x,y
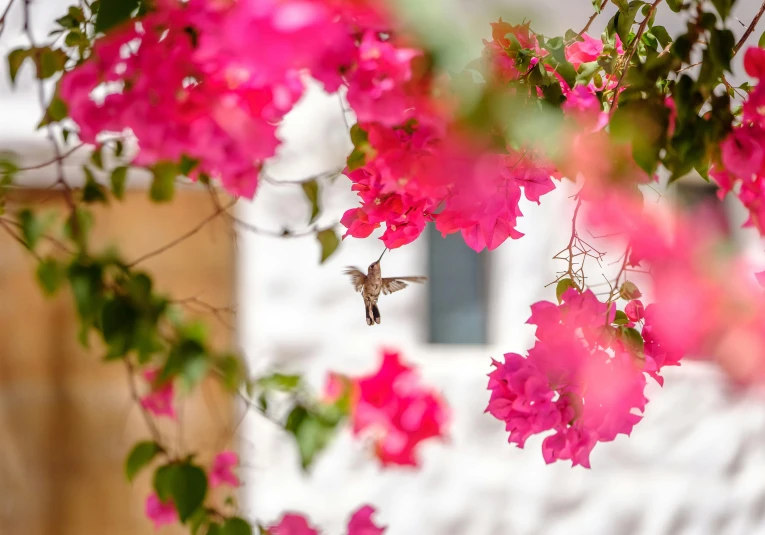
364,302 -> 381,326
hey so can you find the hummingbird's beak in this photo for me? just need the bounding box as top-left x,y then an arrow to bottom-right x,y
376,248 -> 388,263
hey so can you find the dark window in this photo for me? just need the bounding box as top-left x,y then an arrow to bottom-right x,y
426,224 -> 488,344
675,181 -> 733,242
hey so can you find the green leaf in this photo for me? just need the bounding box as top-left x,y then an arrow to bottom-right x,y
666,0 -> 682,12
221,518 -> 253,535
8,48 -> 31,84
346,148 -> 366,171
619,280 -> 642,300
216,354 -> 245,392
95,0 -> 139,33
38,95 -> 69,128
110,166 -> 128,200
18,209 -> 52,250
91,147 -> 104,169
101,296 -> 139,357
154,463 -> 208,523
555,278 -> 579,303
36,258 -> 64,296
257,373 -> 301,392
613,310 -> 630,325
149,161 -> 177,202
619,326 -> 645,355
284,405 -> 335,470
592,0 -> 603,13
711,0 -> 733,21
611,0 -> 628,12
189,509 -> 210,535
35,48 -> 68,80
651,26 -> 672,50
759,30 -> 765,49
316,228 -> 339,263
301,180 -> 321,224
179,155 -> 199,176
125,441 -> 162,482
64,206 -> 95,250
82,167 -> 109,204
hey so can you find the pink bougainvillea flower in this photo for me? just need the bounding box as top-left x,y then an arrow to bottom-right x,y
486,288 -> 650,468
744,46 -> 765,79
565,33 -> 603,69
140,369 -> 176,419
756,271 -> 765,289
342,349 -> 449,466
209,450 -> 240,488
721,127 -> 765,180
347,505 -> 386,535
145,493 -> 178,530
269,513 -> 320,535
665,95 -> 677,138
345,31 -> 422,126
624,300 -> 645,323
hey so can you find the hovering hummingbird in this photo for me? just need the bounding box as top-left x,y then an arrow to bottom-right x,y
344,249 -> 427,326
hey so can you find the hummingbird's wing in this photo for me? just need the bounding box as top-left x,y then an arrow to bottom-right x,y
381,276 -> 427,295
343,267 -> 367,292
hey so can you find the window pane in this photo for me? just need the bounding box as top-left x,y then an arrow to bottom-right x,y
426,224 -> 488,344
675,181 -> 732,241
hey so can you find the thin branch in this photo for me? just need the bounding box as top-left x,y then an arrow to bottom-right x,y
260,167 -> 342,186
17,143 -> 86,171
575,0 -> 609,40
0,216 -> 73,254
609,0 -> 664,118
0,218 -> 41,260
733,0 -> 765,56
0,0 -> 17,40
173,296 -> 237,330
226,213 -> 337,238
23,0 -> 78,233
124,361 -> 165,447
127,198 -> 237,267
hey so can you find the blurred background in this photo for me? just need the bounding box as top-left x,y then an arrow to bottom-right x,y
3,1 -> 765,534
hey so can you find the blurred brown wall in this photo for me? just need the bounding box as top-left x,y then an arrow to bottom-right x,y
0,189 -> 236,535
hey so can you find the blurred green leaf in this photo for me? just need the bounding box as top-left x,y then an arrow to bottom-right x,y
221,518 -> 253,535
301,180 -> 321,224
150,162 -> 177,202
619,280 -> 642,300
555,278 -> 579,303
154,462 -> 208,523
36,258 -> 65,296
83,167 -> 109,204
618,326 -> 645,355
285,405 -> 336,470
216,354 -> 245,392
711,0 -> 733,21
258,373 -> 301,392
95,0 -> 139,33
316,228 -> 339,263
8,48 -> 31,84
110,166 -> 128,200
613,310 -> 630,325
18,209 -> 46,250
125,441 -> 162,482
651,26 -> 672,49
34,48 -> 68,80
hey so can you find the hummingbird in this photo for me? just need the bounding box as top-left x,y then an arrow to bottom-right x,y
344,249 -> 427,326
